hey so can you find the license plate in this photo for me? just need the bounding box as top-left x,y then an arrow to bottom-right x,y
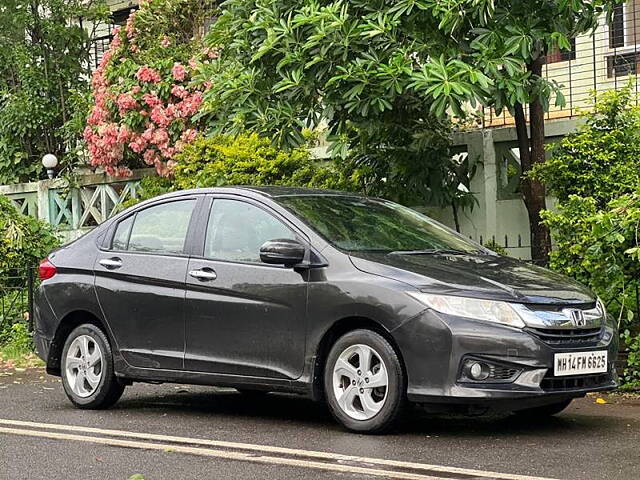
554,351 -> 608,377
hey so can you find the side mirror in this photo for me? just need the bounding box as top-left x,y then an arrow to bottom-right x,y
260,239 -> 306,266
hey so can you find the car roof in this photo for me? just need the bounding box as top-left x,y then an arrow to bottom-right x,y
159,185 -> 364,200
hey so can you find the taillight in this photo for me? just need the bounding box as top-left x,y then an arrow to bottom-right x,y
39,258 -> 57,280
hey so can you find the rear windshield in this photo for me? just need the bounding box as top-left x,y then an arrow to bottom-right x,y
276,195 -> 482,254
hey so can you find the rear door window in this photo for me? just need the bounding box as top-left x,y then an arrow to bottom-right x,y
114,200 -> 196,254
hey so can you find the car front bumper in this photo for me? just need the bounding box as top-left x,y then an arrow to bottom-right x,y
392,309 -> 619,407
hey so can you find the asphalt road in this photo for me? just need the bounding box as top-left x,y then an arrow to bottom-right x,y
0,368 -> 638,480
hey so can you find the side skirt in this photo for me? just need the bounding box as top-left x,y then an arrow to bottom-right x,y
115,363 -> 314,397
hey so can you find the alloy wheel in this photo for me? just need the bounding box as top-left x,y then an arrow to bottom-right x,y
65,334 -> 103,398
332,344 -> 389,420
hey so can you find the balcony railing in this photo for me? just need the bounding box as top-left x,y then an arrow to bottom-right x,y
483,4 -> 640,127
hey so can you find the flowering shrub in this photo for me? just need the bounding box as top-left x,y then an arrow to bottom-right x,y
84,0 -> 217,177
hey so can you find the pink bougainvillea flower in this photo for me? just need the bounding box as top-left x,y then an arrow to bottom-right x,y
150,105 -> 171,128
180,128 -> 198,143
204,47 -> 220,59
143,148 -> 159,166
142,93 -> 162,108
128,133 -> 148,153
142,126 -> 155,141
125,13 -> 136,40
172,63 -> 187,82
116,93 -> 138,114
178,92 -> 203,117
171,84 -> 189,99
136,66 -> 161,84
152,127 -> 170,147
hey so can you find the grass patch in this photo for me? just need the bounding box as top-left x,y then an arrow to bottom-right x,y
0,349 -> 43,369
0,322 -> 43,369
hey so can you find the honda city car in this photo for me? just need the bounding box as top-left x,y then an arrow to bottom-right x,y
33,187 -> 618,433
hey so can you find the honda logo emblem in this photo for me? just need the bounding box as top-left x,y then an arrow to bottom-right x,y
563,308 -> 586,327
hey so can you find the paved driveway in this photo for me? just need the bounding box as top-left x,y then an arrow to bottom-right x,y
0,368 -> 638,480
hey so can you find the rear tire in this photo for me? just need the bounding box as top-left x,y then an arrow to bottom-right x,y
61,324 -> 125,409
324,329 -> 405,433
513,399 -> 573,418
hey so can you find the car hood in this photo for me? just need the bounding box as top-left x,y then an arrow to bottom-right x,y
349,252 -> 595,305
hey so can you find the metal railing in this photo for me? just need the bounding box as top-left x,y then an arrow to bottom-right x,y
483,2 -> 640,127
0,169 -> 153,242
88,6 -> 139,72
0,268 -> 36,337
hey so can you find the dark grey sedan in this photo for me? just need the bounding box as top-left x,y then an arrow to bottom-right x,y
33,187 -> 618,433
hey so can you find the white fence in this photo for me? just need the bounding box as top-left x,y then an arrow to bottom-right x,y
1,169 -> 152,243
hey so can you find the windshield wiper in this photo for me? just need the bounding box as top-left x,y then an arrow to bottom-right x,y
389,248 -> 470,256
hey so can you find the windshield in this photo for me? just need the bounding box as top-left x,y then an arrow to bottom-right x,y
276,195 -> 483,254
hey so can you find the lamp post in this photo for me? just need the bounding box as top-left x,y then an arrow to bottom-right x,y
42,154 -> 58,179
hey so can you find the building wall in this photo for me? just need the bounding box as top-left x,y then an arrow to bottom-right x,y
426,119 -> 581,260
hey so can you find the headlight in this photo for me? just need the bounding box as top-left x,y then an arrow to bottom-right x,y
596,297 -> 607,317
597,297 -> 616,329
407,292 -> 526,328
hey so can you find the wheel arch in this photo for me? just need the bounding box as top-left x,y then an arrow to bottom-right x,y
310,316 -> 407,402
46,310 -> 110,376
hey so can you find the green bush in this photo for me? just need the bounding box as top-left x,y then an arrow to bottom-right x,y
532,87 -> 640,208
532,88 -> 640,388
532,89 -> 640,326
173,133 -> 361,191
0,322 -> 32,357
0,196 -> 59,276
541,193 -> 640,326
620,330 -> 640,390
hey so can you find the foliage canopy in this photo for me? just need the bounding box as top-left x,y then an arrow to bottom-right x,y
0,0 -> 108,183
197,0 -> 477,211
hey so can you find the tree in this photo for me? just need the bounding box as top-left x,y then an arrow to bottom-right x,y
200,0 -> 620,263
197,0 -> 474,214
0,0 -> 108,183
412,0 -> 621,264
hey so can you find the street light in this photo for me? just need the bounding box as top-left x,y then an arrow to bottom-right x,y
42,154 -> 58,179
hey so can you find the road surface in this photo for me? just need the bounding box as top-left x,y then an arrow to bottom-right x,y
0,368 -> 638,480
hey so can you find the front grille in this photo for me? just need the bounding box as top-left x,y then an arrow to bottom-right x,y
541,373 -> 611,392
527,327 -> 603,348
489,365 -> 519,380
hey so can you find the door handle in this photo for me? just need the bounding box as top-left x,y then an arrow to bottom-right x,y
188,268 -> 217,281
99,258 -> 122,269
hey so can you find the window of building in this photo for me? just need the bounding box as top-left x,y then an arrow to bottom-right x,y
609,1 -> 640,49
545,38 -> 577,64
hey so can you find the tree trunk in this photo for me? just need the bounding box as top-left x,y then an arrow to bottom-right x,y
513,57 -> 552,266
451,202 -> 460,233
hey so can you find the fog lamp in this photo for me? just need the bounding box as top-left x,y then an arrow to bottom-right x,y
469,362 -> 490,381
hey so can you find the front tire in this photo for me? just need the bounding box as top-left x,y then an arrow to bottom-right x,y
324,329 -> 405,433
61,324 -> 125,409
513,399 -> 573,418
